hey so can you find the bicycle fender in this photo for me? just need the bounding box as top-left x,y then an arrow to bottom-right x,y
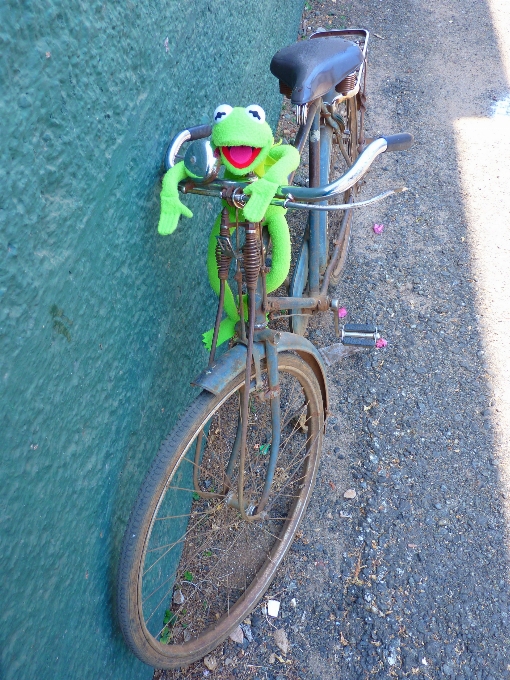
277,332 -> 329,417
192,332 -> 328,419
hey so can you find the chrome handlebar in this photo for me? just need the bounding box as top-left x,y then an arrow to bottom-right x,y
280,137 -> 388,202
165,126 -> 413,210
164,124 -> 212,170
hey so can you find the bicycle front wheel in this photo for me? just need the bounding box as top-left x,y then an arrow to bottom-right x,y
117,352 -> 324,669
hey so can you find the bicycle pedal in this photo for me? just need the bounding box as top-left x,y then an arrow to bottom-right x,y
341,323 -> 379,347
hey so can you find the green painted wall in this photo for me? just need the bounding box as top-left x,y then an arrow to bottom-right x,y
0,1 -> 303,678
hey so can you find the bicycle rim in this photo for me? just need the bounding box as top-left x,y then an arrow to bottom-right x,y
118,352 -> 323,668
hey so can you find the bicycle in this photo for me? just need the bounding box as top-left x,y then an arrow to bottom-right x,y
117,28 -> 413,669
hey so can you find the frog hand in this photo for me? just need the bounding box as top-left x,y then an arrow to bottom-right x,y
242,178 -> 279,223
158,196 -> 193,235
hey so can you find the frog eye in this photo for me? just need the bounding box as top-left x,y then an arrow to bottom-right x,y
213,104 -> 233,124
245,105 -> 266,123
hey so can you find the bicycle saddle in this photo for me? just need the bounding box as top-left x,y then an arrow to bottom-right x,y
270,36 -> 363,106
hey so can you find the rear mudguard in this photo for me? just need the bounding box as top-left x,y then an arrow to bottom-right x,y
192,332 -> 329,420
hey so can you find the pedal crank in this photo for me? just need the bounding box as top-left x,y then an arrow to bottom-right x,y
341,323 -> 380,347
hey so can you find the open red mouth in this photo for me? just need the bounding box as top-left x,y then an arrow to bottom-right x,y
221,146 -> 261,169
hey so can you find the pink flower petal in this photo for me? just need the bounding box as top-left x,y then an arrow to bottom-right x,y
338,307 -> 348,318
375,337 -> 388,348
373,223 -> 385,234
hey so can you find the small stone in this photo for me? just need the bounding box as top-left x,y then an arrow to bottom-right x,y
290,598 -> 297,608
240,623 -> 253,642
224,657 -> 233,666
267,599 -> 280,617
173,589 -> 185,605
229,625 -> 244,644
203,656 -> 218,671
274,628 -> 290,655
344,489 -> 357,499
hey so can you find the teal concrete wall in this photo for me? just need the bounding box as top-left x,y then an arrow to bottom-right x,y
0,1 -> 303,678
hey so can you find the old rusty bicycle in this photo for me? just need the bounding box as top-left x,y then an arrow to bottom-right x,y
117,29 -> 413,669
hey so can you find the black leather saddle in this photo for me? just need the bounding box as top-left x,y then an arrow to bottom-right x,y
270,36 -> 363,105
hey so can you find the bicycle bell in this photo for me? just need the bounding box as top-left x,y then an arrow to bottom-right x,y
183,140 -> 221,183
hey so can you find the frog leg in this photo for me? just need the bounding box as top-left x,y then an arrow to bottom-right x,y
263,205 -> 291,294
203,213 -> 243,350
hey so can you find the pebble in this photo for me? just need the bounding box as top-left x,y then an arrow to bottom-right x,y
203,656 -> 218,671
273,628 -> 290,655
267,600 -> 280,617
344,489 -> 357,499
240,623 -> 253,642
229,625 -> 244,645
173,589 -> 184,605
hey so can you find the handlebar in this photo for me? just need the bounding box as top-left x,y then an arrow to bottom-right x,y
278,133 -> 414,202
164,124 -> 212,170
165,125 -> 414,210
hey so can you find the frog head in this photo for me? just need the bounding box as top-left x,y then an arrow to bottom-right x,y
211,105 -> 274,176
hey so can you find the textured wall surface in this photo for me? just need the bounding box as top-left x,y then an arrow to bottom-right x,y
0,1 -> 303,678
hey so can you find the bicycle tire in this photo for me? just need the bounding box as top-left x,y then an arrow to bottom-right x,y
117,351 -> 324,669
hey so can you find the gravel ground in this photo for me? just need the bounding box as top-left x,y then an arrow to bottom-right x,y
157,0 -> 510,677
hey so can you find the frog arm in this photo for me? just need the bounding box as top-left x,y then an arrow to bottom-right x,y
158,161 -> 193,235
263,144 -> 300,185
243,145 -> 300,223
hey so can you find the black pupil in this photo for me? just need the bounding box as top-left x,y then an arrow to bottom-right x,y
249,109 -> 261,120
215,111 -> 227,120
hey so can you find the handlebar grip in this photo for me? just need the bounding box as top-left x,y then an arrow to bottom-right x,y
188,124 -> 212,140
383,133 -> 414,152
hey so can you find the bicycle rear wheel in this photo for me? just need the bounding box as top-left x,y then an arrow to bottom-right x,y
117,352 -> 324,669
327,92 -> 365,286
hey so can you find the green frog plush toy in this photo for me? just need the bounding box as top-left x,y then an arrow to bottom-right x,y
158,104 -> 300,348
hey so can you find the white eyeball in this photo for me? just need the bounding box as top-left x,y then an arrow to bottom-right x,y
213,104 -> 233,123
245,105 -> 266,123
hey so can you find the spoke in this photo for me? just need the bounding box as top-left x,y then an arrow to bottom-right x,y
179,451 -> 229,489
163,524 -> 250,631
155,509 -> 212,522
268,433 -> 319,508
257,524 -> 283,543
143,505 -> 244,622
279,406 -> 310,455
143,499 -> 225,574
272,429 -> 313,485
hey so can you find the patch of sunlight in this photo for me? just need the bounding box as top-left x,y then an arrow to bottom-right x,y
492,94 -> 510,117
454,116 -> 510,520
487,0 -> 510,80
